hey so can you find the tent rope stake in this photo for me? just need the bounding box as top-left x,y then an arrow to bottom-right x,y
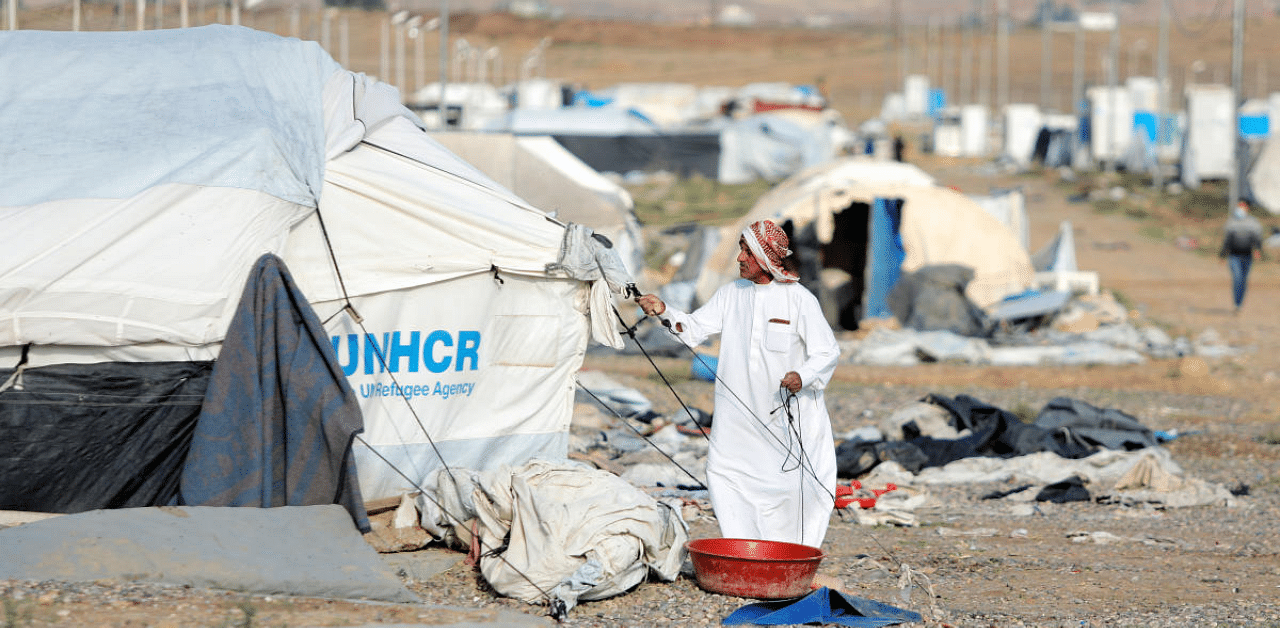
312,206 -> 567,618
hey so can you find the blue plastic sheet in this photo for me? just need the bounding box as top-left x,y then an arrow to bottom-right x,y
723,587 -> 922,627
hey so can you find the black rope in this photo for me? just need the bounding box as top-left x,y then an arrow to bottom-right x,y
621,305 -> 836,505
777,386 -> 807,545
575,379 -> 706,490
611,305 -> 711,441
353,434 -> 558,606
625,305 -> 913,565
310,205 -> 559,611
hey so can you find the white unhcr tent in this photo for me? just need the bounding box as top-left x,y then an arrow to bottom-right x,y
0,26 -> 628,504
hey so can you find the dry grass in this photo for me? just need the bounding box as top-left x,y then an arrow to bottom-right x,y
16,5 -> 1280,125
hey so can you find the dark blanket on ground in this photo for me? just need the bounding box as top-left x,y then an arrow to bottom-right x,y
179,254 -> 369,531
836,394 -> 1159,479
888,264 -> 991,338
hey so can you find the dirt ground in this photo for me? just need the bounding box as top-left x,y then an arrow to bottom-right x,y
7,136 -> 1279,628
6,10 -> 1280,628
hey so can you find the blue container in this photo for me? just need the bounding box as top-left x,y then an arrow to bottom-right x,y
691,354 -> 718,382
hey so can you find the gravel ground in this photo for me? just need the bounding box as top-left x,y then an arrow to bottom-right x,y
9,377 -> 1275,628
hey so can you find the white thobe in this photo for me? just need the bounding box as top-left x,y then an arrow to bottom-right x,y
660,279 -> 839,548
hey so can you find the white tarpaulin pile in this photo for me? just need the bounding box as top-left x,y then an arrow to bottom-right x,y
419,459 -> 687,612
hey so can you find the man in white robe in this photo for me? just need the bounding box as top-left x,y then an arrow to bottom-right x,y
637,220 -> 839,548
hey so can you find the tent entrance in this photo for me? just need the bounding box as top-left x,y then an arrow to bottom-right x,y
789,198 -> 905,331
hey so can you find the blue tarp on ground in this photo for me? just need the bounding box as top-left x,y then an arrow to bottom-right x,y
723,587 -> 922,627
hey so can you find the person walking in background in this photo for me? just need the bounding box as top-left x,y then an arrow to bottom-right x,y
1219,200 -> 1266,314
635,220 -> 840,548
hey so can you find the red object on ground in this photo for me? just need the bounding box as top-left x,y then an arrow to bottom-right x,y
833,481 -> 898,510
685,537 -> 825,599
751,100 -> 825,114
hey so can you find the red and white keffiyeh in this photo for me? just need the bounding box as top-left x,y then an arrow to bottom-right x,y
741,220 -> 799,283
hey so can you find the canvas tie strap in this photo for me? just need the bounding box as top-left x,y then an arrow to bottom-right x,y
0,343 -> 31,393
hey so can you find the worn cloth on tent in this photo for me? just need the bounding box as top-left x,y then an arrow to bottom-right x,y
0,505 -> 417,603
0,361 -> 212,512
180,254 -> 368,531
657,279 -> 839,547
723,587 -> 922,627
417,459 -> 687,613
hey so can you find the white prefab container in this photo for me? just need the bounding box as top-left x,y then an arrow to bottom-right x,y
1127,76 -> 1160,112
513,78 -> 566,110
961,105 -> 989,157
1042,113 -> 1078,132
933,109 -> 963,157
1003,103 -> 1042,167
881,92 -> 906,121
971,188 -> 1029,251
1088,85 -> 1134,163
904,74 -> 930,117
1183,84 -> 1235,181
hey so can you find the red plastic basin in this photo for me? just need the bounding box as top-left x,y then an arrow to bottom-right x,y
685,537 -> 825,599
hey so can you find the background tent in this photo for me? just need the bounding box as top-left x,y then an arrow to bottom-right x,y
1248,134 -> 1280,215
0,26 -> 627,509
428,131 -> 646,275
693,158 -> 1032,329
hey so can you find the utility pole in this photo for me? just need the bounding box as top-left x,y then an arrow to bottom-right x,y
942,19 -> 954,105
1041,3 -> 1052,110
1072,11 -> 1083,117
888,0 -> 901,98
978,0 -> 992,107
438,0 -> 450,129
1106,0 -> 1119,173
1228,0 -> 1244,212
899,1 -> 910,85
1154,0 -> 1169,190
997,0 -> 1009,109
962,14 -> 973,105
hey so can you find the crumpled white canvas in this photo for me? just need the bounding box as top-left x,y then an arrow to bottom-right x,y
418,459 -> 687,611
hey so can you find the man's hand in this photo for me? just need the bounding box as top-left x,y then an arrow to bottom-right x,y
780,371 -> 802,394
636,294 -> 666,317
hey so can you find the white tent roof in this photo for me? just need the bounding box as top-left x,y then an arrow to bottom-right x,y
427,132 -> 646,274
0,26 -> 603,349
1,26 -> 625,501
695,157 -> 1032,309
